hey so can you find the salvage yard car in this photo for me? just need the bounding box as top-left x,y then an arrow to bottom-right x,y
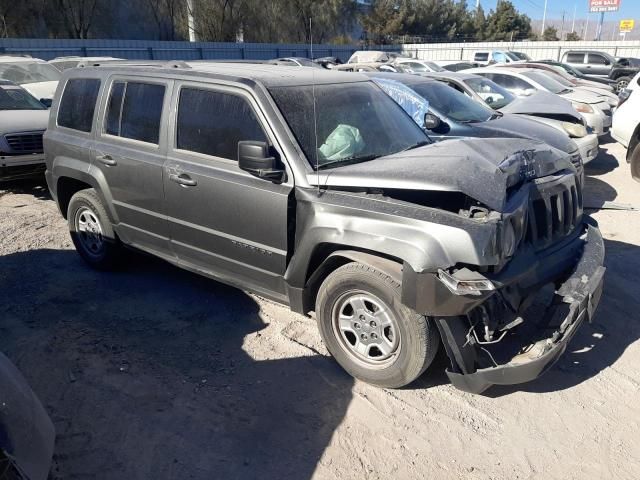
467,67 -> 614,137
612,71 -> 640,181
0,56 -> 61,102
44,63 -> 605,394
422,71 -> 599,163
0,80 -> 49,181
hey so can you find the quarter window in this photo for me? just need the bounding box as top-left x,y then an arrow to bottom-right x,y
104,81 -> 165,144
588,53 -> 608,65
57,78 -> 101,132
176,88 -> 267,161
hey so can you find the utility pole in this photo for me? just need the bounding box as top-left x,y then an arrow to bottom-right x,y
561,11 -> 566,40
541,0 -> 548,36
571,3 -> 576,33
595,11 -> 604,41
187,0 -> 196,42
476,0 -> 480,9
584,14 -> 590,40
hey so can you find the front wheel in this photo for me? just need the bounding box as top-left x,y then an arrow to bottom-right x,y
631,142 -> 640,182
316,262 -> 439,388
616,76 -> 631,93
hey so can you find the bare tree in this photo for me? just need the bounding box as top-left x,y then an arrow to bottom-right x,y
54,0 -> 101,39
145,0 -> 187,40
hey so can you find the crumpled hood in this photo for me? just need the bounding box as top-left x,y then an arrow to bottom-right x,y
308,137 -> 573,212
20,81 -> 58,101
499,91 -> 582,121
0,110 -> 48,135
468,113 -> 576,154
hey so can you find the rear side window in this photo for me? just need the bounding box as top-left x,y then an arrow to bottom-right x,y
57,78 -> 101,132
474,52 -> 489,62
566,53 -> 585,64
104,81 -> 165,144
176,88 -> 267,161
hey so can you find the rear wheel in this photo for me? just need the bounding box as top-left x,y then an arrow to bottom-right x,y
316,262 -> 439,388
631,142 -> 640,182
67,188 -> 122,270
616,76 -> 631,93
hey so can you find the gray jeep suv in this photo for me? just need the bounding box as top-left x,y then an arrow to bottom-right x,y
44,63 -> 605,394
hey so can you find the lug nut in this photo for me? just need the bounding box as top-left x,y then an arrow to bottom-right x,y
360,333 -> 368,340
371,332 -> 378,339
370,321 -> 377,327
354,323 -> 361,329
359,315 -> 366,321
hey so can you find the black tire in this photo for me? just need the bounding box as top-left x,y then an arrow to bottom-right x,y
316,262 -> 439,388
67,188 -> 122,270
631,142 -> 640,183
616,76 -> 631,93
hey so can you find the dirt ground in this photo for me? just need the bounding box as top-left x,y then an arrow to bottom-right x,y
1,137 -> 639,480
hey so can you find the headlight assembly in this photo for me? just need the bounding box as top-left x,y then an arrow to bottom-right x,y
572,102 -> 594,114
562,121 -> 588,138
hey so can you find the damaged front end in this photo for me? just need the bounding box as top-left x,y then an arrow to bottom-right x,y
400,147 -> 604,393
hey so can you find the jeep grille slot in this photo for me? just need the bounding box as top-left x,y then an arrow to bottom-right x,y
4,132 -> 44,154
525,174 -> 582,250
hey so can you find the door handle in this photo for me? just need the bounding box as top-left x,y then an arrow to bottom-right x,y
169,173 -> 197,187
97,154 -> 117,166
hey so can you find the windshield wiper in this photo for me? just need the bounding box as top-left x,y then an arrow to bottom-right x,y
489,112 -> 503,120
401,140 -> 431,152
316,153 -> 381,170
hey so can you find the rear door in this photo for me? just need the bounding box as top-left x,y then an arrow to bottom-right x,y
92,76 -> 173,258
564,52 -> 587,73
163,81 -> 293,299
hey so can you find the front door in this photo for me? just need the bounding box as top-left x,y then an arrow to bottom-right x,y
163,82 -> 293,299
92,77 -> 173,258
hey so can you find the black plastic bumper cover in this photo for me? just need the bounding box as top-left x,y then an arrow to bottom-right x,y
444,224 -> 605,394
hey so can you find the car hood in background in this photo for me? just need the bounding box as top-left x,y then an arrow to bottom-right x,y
0,110 -> 49,135
468,113 -> 576,154
0,352 -> 55,480
499,91 -> 582,122
558,87 -> 609,106
20,81 -> 58,101
308,137 -> 572,212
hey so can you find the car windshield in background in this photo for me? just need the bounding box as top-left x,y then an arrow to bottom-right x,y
269,81 -> 428,170
522,71 -> 566,94
505,52 -> 521,61
409,81 -> 494,122
464,77 -> 515,109
0,62 -> 61,85
0,85 -> 46,110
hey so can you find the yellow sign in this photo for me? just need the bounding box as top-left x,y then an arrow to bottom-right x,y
620,19 -> 635,33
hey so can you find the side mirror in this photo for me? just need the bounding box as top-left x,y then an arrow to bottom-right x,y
423,112 -> 441,131
238,141 -> 285,183
40,98 -> 52,108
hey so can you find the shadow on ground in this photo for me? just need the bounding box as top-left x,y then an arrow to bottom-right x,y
0,177 -> 50,200
0,249 -> 353,480
487,238 -> 640,397
585,140 -> 619,177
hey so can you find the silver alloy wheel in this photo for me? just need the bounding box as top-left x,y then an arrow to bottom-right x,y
75,206 -> 105,257
617,79 -> 629,92
332,291 -> 400,367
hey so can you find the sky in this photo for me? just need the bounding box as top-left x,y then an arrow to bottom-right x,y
479,0 -> 640,22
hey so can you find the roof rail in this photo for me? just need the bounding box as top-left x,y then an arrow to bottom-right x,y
77,60 -> 191,69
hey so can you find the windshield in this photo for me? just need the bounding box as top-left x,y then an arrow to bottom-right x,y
522,71 -> 566,94
0,85 -> 45,110
464,77 -> 515,109
510,52 -> 530,61
422,61 -> 444,72
269,82 -> 429,170
505,52 -> 521,61
408,81 -> 493,123
0,62 -> 61,85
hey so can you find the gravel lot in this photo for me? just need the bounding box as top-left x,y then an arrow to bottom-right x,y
1,137 -> 639,480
